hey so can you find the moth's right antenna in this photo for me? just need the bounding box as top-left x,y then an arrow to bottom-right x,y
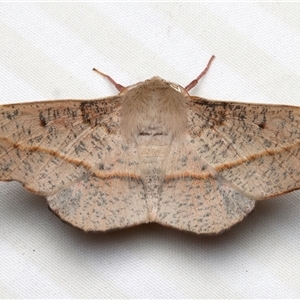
185,55 -> 215,92
93,68 -> 125,92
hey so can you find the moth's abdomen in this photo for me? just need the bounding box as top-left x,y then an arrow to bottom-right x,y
137,134 -> 172,222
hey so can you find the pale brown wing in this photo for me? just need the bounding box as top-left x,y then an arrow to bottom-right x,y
156,98 -> 300,234
47,175 -> 147,231
0,98 -> 148,231
188,98 -> 300,199
154,137 -> 255,234
158,175 -> 255,235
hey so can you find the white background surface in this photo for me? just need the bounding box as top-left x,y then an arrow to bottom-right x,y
0,3 -> 300,298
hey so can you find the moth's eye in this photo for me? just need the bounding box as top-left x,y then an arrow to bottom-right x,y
169,83 -> 183,93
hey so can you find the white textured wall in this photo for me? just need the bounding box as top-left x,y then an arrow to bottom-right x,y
0,3 -> 300,298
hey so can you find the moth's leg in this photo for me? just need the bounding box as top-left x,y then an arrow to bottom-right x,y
93,68 -> 125,92
185,55 -> 215,92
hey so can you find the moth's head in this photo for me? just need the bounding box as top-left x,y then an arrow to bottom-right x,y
119,76 -> 190,98
119,76 -> 189,142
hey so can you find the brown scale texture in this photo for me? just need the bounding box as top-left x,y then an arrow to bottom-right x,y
0,77 -> 299,234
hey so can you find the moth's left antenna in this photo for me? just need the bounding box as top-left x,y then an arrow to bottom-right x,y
185,55 -> 215,92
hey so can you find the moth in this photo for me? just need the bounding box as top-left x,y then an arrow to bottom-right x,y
0,56 -> 299,234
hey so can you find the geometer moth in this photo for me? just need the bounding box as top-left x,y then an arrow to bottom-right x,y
0,56 -> 299,234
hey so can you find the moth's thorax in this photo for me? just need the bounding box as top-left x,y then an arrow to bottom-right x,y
118,77 -> 190,221
120,77 -> 188,144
